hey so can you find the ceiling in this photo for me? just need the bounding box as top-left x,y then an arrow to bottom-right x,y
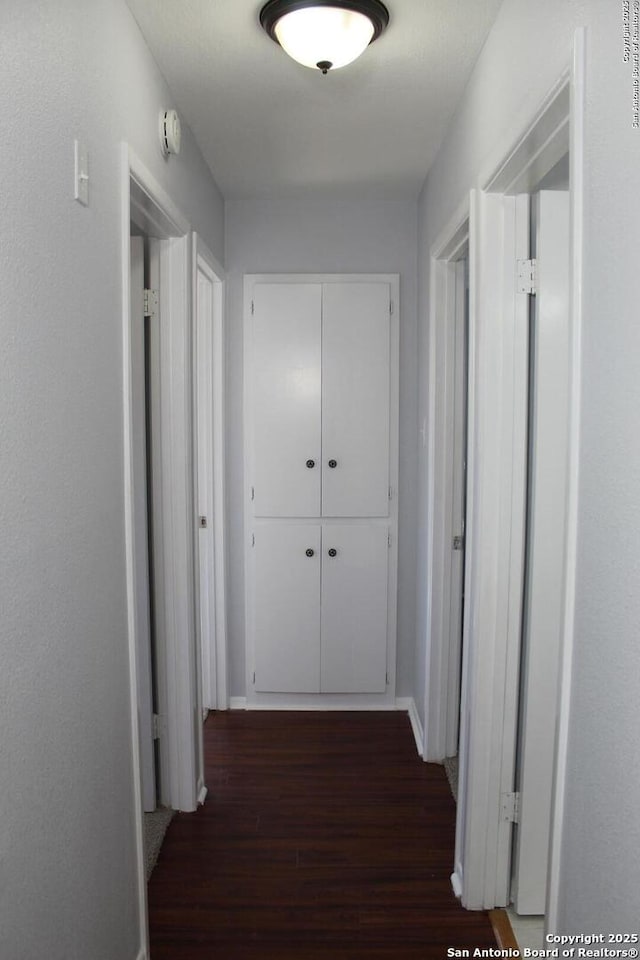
126,0 -> 504,200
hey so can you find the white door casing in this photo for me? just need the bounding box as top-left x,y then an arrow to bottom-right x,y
432,59 -> 581,924
147,239 -> 170,808
454,190 -> 529,909
513,189 -> 570,914
130,236 -> 156,813
445,260 -> 468,758
123,146 -> 207,958
193,233 -> 227,713
195,266 -> 214,711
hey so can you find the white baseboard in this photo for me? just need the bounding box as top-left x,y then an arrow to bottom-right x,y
396,697 -> 424,757
229,696 -> 247,710
451,870 -> 463,899
198,784 -> 208,804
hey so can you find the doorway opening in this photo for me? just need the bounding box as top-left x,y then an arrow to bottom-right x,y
123,147 -> 229,953
424,215 -> 470,780
507,158 -> 570,948
438,33 -> 584,935
193,234 -> 228,717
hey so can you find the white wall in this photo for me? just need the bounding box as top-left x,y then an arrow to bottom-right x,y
225,196 -> 418,700
417,0 -> 640,932
0,3 -> 224,958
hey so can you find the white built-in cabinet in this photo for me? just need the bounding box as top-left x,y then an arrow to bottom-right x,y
244,275 -> 399,705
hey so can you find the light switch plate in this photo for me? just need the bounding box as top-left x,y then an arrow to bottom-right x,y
74,140 -> 89,206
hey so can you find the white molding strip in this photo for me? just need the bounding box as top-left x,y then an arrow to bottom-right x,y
120,143 -> 150,960
198,784 -> 208,805
545,27 -> 586,933
229,697 -> 248,710
451,871 -> 463,899
242,701 -> 399,711
396,697 -> 424,756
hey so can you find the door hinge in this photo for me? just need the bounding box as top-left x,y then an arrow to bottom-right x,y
152,714 -> 162,740
199,515 -> 207,529
453,534 -> 464,551
389,300 -> 394,315
386,671 -> 389,685
251,532 -> 255,547
253,671 -> 256,685
501,791 -> 520,823
516,258 -> 537,295
251,486 -> 255,501
388,533 -> 392,547
143,288 -> 159,319
388,486 -> 392,501
251,300 -> 255,315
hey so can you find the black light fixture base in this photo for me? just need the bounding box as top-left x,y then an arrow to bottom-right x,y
259,0 -> 390,45
317,60 -> 333,74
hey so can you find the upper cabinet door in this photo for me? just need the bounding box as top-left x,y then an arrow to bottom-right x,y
252,283 -> 322,517
322,283 -> 391,517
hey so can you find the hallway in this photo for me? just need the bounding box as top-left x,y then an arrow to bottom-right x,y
147,711 -> 497,958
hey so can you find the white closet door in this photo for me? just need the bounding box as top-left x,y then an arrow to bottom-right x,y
320,524 -> 388,693
254,524 -> 321,692
252,283 -> 322,517
322,283 -> 391,517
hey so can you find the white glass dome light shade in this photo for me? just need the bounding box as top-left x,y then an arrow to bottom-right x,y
274,6 -> 375,71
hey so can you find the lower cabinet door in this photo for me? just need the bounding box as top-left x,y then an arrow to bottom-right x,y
254,523 -> 321,693
321,524 -> 389,693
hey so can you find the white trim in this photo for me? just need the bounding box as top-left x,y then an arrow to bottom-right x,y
546,28 -> 585,932
444,62 -> 577,914
123,146 -> 200,837
229,697 -> 248,710
451,871 -> 463,899
198,784 -> 209,805
120,145 -> 150,960
157,234 -> 200,813
135,950 -> 148,960
192,232 -> 229,712
241,697 -> 401,711
397,697 -> 424,756
456,190 -> 530,910
423,201 -> 470,762
481,70 -> 570,196
243,274 -> 400,709
129,153 -> 190,237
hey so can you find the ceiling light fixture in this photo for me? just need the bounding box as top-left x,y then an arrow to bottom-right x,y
259,0 -> 390,75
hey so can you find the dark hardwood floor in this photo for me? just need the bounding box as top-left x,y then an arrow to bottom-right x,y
148,710 -> 497,959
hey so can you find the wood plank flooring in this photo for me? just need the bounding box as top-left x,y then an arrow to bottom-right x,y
148,711 -> 497,959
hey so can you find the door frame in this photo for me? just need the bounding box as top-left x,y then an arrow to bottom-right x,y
129,235 -> 157,813
121,145 -> 203,955
423,205 -> 470,763
242,273 -> 400,711
192,233 -> 228,715
442,29 -> 585,915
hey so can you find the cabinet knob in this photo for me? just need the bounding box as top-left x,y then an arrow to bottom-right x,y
306,459 -> 316,469
328,548 -> 337,558
305,548 -> 315,557
328,459 -> 337,469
